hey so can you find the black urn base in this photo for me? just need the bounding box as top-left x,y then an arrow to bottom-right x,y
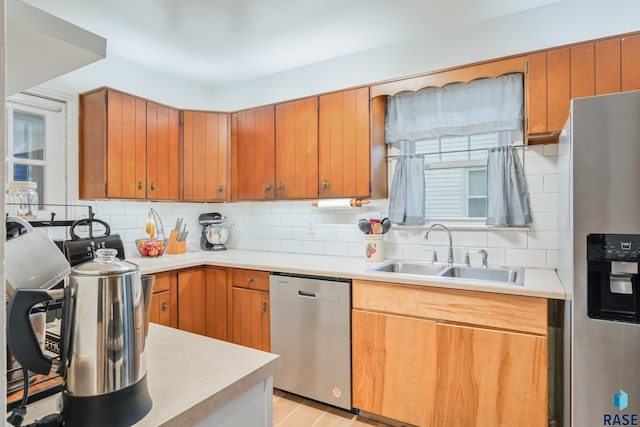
62,375 -> 152,427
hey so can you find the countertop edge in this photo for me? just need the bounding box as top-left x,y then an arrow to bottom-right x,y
131,250 -> 567,300
160,353 -> 281,427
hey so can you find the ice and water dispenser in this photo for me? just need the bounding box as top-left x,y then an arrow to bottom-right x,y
587,234 -> 640,323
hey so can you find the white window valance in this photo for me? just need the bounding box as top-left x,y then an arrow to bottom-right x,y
385,73 -> 524,143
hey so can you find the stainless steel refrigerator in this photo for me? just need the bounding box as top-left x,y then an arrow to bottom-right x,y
558,90 -> 640,427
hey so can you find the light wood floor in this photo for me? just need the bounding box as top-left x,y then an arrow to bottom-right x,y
273,389 -> 391,427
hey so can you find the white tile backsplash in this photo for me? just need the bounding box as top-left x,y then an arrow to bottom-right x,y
76,148 -> 562,269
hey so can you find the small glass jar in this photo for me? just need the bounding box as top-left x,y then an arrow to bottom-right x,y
6,181 -> 38,219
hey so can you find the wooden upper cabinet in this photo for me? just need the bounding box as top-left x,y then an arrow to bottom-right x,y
182,111 -> 229,201
80,88 -> 147,199
621,34 -> 640,91
595,38 -> 621,95
233,106 -> 276,200
275,97 -> 319,199
546,48 -> 571,132
79,88 -> 179,200
570,43 -> 595,100
526,48 -> 570,140
318,87 -> 370,198
146,101 -> 180,200
526,52 -> 548,135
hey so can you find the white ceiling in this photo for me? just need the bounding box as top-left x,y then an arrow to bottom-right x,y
22,0 -> 561,90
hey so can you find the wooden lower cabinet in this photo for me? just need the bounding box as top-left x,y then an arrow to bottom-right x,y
177,267 -> 228,339
351,280 -> 548,427
230,286 -> 270,352
352,310 -> 436,427
436,324 -> 547,427
149,271 -> 177,328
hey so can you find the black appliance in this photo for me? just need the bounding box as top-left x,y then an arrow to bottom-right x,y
587,233 -> 640,323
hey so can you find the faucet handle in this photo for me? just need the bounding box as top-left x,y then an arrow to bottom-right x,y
466,249 -> 488,267
425,248 -> 438,263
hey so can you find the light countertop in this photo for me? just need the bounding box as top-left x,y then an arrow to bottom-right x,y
130,249 -> 566,299
19,324 -> 281,426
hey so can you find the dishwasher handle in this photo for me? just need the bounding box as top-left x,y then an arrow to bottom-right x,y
298,290 -> 316,298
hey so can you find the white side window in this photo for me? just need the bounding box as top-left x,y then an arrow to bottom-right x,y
413,129 -> 523,220
6,93 -> 67,212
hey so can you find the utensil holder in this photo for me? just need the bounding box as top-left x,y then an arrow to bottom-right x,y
363,234 -> 384,262
166,230 -> 186,254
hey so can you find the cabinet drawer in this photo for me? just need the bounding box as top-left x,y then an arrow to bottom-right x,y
232,269 -> 270,291
153,271 -> 174,293
353,280 -> 547,335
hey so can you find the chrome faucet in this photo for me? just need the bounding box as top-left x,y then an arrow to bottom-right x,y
424,223 -> 454,266
465,249 -> 488,268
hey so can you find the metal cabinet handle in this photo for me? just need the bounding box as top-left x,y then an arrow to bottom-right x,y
162,301 -> 167,311
262,301 -> 267,312
138,181 -> 143,190
247,277 -> 254,282
218,185 -> 224,193
277,182 -> 284,191
265,183 -> 272,192
322,180 -> 329,189
150,182 -> 156,191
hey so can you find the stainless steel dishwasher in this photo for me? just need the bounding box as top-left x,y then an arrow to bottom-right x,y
269,272 -> 352,410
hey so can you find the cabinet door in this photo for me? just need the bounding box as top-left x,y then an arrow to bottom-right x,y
621,34 -> 640,91
275,98 -> 319,199
230,287 -> 270,351
235,106 -> 275,200
177,269 -> 206,335
150,291 -> 172,327
319,87 -> 370,198
525,52 -> 547,135
435,323 -> 547,427
571,43 -> 595,99
79,89 -> 146,199
105,90 -> 147,199
147,101 -> 180,200
182,111 -> 229,201
204,267 -> 228,341
149,271 -> 177,328
595,38 -> 621,95
352,310 -> 437,427
546,47 -> 571,132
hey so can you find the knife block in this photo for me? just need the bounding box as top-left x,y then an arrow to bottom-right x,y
166,230 -> 186,254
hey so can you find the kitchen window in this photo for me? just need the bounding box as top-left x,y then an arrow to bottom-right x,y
6,93 -> 67,211
386,73 -> 528,226
415,129 -> 523,220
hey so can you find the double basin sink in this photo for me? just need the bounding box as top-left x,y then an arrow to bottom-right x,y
368,261 -> 524,286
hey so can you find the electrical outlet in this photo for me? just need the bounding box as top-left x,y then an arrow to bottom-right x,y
307,220 -> 315,235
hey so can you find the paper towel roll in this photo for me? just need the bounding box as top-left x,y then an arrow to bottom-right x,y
315,198 -> 353,210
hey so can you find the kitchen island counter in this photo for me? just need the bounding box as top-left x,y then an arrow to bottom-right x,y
19,323 -> 281,426
131,249 -> 566,299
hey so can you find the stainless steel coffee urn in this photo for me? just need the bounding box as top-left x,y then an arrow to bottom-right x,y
7,248 -> 154,426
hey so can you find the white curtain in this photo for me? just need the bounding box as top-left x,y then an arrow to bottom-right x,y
486,146 -> 532,226
385,73 -> 524,143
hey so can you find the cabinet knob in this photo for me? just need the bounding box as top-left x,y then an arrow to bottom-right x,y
150,182 -> 156,191
262,301 -> 267,312
265,183 -> 272,192
247,277 -> 254,282
162,301 -> 167,311
138,181 -> 143,190
277,182 -> 284,191
218,185 -> 224,193
322,179 -> 329,189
